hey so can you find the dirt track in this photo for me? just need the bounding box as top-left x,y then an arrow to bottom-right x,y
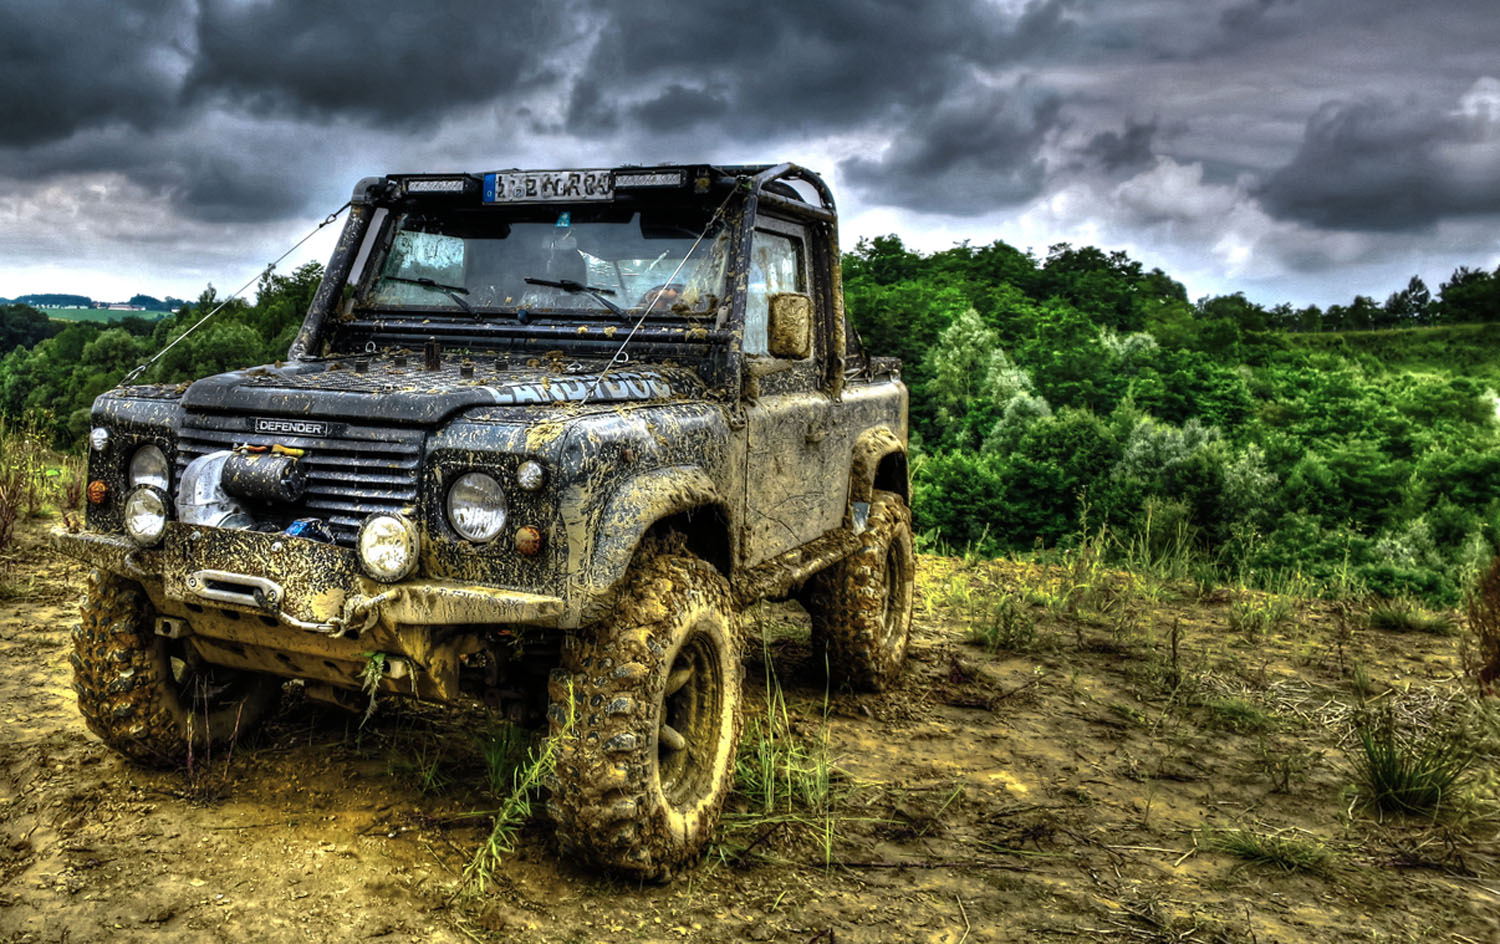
2,519 -> 1497,943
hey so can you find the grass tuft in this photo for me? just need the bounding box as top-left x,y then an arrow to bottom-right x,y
1203,697 -> 1276,734
1367,598 -> 1458,636
1349,706 -> 1476,818
462,692 -> 570,893
967,589 -> 1037,653
1228,595 -> 1294,636
1206,825 -> 1335,874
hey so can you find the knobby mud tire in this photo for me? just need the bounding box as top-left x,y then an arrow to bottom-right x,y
546,548 -> 742,881
70,571 -> 281,767
807,490 -> 915,691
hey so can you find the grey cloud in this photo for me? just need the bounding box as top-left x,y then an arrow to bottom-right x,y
1257,93 -> 1500,231
628,85 -> 732,133
0,0 -> 192,146
1082,118 -> 1157,172
565,0 -> 1075,137
840,86 -> 1063,215
0,121 -> 336,224
185,0 -> 582,124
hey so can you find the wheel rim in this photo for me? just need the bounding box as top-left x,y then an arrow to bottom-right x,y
657,618 -> 725,809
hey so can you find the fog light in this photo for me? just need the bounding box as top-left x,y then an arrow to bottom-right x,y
123,486 -> 168,547
357,514 -> 419,582
87,480 -> 108,504
515,525 -> 542,556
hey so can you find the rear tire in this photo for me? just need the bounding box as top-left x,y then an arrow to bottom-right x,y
71,571 -> 282,767
806,490 -> 915,691
546,546 -> 742,880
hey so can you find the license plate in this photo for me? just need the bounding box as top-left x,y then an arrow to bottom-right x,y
483,170 -> 614,203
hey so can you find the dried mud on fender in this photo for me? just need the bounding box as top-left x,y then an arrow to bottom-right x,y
1,519 -> 1496,944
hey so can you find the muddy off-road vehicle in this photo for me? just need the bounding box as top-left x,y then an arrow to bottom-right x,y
53,162 -> 911,877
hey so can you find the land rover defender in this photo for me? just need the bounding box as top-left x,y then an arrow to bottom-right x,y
54,162 -> 912,878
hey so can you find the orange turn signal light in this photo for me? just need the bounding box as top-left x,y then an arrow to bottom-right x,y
515,525 -> 542,557
87,480 -> 108,504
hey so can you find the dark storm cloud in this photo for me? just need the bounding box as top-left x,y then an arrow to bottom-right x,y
840,86 -> 1063,215
1,0 -> 1085,225
0,121 -> 335,224
0,0 -> 192,146
565,0 -> 1076,136
1082,118 -> 1157,173
1258,91 -> 1500,231
185,0 -> 581,124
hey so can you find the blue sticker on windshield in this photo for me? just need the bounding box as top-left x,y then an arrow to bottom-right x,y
556,212 -> 571,228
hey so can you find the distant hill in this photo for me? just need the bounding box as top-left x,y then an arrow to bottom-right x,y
15,293 -> 93,309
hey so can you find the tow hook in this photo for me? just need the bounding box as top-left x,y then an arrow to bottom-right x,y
343,590 -> 399,635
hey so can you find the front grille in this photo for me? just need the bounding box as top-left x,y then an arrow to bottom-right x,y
176,417 -> 425,546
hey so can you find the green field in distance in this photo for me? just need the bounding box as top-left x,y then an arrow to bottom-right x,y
40,308 -> 167,323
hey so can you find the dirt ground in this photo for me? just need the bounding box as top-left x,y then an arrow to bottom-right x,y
2,517 -> 1497,944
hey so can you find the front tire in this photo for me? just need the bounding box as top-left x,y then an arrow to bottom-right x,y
547,546 -> 742,880
70,571 -> 282,767
806,490 -> 915,691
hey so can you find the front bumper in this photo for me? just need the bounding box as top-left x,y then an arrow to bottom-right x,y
51,524 -> 564,636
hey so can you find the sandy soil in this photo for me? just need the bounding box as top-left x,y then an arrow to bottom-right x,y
2,518 -> 1497,943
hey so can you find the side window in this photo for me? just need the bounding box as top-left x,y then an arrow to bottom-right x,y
744,230 -> 804,356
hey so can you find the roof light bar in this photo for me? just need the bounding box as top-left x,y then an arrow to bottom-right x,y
613,170 -> 686,189
403,176 -> 476,196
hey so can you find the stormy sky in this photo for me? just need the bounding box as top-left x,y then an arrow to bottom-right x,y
2,0 -> 1497,308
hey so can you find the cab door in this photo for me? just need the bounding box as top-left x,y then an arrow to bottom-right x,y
739,218 -> 849,567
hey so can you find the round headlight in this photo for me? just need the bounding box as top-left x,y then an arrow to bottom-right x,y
89,427 -> 110,452
516,460 -> 545,492
128,444 -> 170,491
446,472 -> 507,543
357,514 -> 419,582
123,486 -> 168,547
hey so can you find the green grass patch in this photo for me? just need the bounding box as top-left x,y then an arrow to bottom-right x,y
39,307 -> 167,323
1202,697 -> 1276,734
1367,598 -> 1458,636
966,589 -> 1037,653
1206,825 -> 1335,874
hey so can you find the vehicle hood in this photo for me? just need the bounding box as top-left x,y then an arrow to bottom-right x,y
178,359 -> 701,424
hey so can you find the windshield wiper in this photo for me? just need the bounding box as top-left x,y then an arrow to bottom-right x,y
383,275 -> 474,315
524,277 -> 628,321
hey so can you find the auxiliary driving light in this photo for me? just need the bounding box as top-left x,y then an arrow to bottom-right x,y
515,460 -> 545,492
357,513 -> 419,582
123,486 -> 168,547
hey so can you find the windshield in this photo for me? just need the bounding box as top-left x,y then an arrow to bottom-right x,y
360,209 -> 728,317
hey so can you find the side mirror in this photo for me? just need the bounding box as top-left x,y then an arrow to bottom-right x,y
767,292 -> 813,359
